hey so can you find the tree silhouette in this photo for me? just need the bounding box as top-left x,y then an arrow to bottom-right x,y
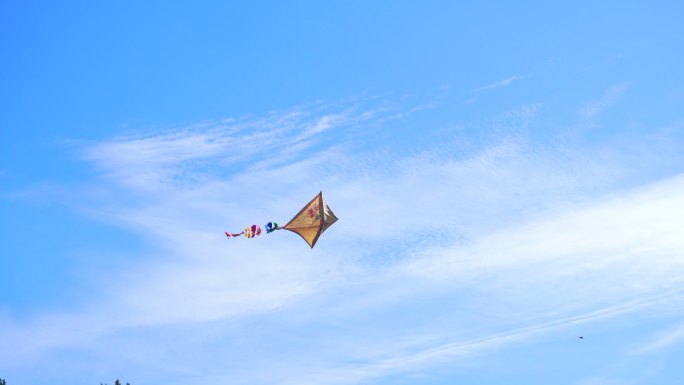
0,378 -> 6,385
100,380 -> 129,385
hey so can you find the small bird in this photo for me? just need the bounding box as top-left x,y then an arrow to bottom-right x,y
578,336 -> 584,340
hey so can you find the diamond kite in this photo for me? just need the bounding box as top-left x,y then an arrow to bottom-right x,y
225,191 -> 338,248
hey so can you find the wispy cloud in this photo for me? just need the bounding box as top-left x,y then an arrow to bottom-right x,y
474,75 -> 526,92
633,323 -> 684,354
82,104 -> 383,191
3,96 -> 684,385
284,293 -> 681,385
579,84 -> 626,122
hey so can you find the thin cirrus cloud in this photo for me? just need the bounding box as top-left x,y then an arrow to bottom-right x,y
277,174 -> 684,384
2,94 -> 684,384
466,75 -> 526,104
110,167 -> 684,385
279,176 -> 684,384
474,75 -> 526,92
633,322 -> 684,354
81,101 -> 408,191
281,295 -> 680,385
579,84 -> 626,123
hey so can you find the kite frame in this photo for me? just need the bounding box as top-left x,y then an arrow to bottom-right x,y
283,191 -> 328,248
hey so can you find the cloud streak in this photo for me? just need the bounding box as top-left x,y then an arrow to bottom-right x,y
579,84 -> 626,123
474,75 -> 526,92
3,95 -> 684,385
634,323 -> 684,354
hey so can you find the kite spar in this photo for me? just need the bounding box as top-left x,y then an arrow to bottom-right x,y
225,191 -> 338,248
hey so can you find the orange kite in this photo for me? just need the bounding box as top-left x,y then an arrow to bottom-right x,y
225,191 -> 338,248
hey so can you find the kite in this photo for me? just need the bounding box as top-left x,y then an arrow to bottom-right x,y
225,191 -> 338,248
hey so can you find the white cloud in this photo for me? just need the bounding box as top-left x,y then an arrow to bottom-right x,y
277,173 -> 684,384
304,113 -> 351,136
579,84 -> 626,122
82,104 -> 391,191
3,97 -> 684,385
474,75 -> 526,92
634,323 -> 684,354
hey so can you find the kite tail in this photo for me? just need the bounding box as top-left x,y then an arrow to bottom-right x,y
225,221 -> 280,240
265,222 -> 280,233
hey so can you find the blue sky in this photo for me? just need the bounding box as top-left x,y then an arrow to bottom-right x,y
2,1 -> 684,384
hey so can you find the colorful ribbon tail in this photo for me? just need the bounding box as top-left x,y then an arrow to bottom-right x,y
226,221 -> 279,239
226,231 -> 246,238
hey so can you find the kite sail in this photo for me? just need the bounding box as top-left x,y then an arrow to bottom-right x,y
225,191 -> 338,248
